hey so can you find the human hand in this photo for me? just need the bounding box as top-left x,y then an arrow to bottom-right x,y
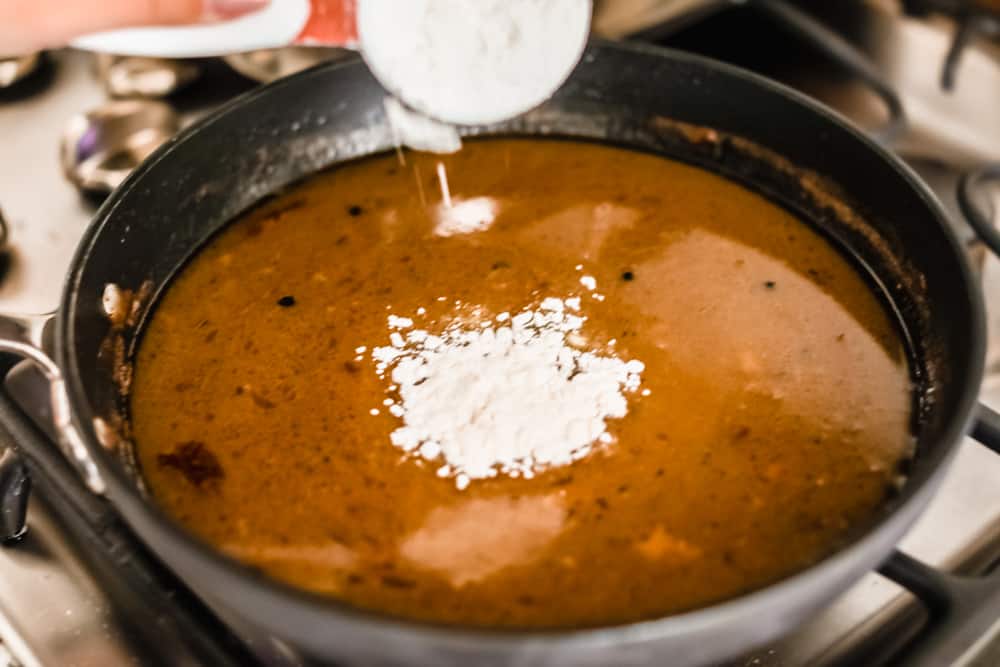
1,0 -> 269,55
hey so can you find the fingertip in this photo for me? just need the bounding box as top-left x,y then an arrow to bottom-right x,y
203,0 -> 271,21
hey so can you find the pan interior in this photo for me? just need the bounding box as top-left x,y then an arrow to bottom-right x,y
121,135 -> 919,630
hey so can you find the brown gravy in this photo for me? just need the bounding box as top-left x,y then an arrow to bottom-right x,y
130,138 -> 912,629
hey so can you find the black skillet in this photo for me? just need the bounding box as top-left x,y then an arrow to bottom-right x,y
0,41 -> 998,666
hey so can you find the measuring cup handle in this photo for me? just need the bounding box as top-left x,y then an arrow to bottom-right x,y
297,0 -> 359,46
71,0 -> 357,59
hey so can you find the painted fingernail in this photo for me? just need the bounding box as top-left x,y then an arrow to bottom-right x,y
205,0 -> 270,20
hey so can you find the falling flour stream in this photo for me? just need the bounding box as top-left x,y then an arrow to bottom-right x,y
364,2 -> 602,486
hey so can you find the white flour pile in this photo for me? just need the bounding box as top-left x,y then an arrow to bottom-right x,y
363,297 -> 644,489
358,0 -> 592,126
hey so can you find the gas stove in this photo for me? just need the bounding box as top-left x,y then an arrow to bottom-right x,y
0,2 -> 998,665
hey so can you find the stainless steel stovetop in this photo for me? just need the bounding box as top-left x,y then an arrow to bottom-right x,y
0,2 -> 998,665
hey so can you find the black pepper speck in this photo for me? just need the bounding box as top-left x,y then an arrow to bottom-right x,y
278,296 -> 296,307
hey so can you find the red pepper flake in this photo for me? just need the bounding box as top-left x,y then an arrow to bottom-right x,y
380,575 -> 416,589
250,392 -> 276,409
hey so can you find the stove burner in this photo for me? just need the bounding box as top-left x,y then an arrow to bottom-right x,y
901,0 -> 1000,89
960,163 -> 1000,256
0,448 -> 28,543
752,0 -> 907,145
96,54 -> 201,99
223,47 -> 351,83
0,207 -> 8,251
0,53 -> 40,89
59,99 -> 180,194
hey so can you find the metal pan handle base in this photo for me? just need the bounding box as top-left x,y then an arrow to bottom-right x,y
0,315 -> 105,495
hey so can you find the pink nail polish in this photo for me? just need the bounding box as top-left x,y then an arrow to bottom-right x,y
205,0 -> 271,21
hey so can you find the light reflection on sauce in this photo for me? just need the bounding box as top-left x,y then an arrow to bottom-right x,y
433,196 -> 499,237
401,494 -> 566,587
518,202 -> 640,262
634,525 -> 702,562
619,229 -> 910,468
222,542 -> 358,568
